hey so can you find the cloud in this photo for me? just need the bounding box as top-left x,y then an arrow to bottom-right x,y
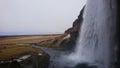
0,0 -> 86,35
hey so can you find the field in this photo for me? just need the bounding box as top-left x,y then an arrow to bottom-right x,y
0,34 -> 62,45
0,34 -> 62,61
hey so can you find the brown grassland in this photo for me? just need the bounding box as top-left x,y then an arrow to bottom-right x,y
0,34 -> 61,61
0,34 -> 61,45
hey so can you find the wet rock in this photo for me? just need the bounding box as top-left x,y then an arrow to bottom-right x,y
0,61 -> 23,68
75,63 -> 97,68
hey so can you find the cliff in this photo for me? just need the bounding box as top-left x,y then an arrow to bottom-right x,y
62,6 -> 85,50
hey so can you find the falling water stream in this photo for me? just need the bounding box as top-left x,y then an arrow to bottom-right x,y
67,0 -> 117,68
35,0 -> 117,68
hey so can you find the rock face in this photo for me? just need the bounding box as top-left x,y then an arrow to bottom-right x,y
116,0 -> 120,68
0,45 -> 50,68
65,6 -> 85,34
61,6 -> 85,50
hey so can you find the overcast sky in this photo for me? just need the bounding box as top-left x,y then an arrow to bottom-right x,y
0,0 -> 87,35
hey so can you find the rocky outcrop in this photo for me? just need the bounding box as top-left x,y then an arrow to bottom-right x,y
0,45 -> 50,68
64,6 -> 85,34
60,6 -> 85,50
38,33 -> 70,48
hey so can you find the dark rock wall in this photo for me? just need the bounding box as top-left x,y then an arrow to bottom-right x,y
62,6 -> 85,50
116,0 -> 120,68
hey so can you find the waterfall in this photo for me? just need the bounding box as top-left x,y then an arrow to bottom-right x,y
67,0 -> 117,68
42,0 -> 118,68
